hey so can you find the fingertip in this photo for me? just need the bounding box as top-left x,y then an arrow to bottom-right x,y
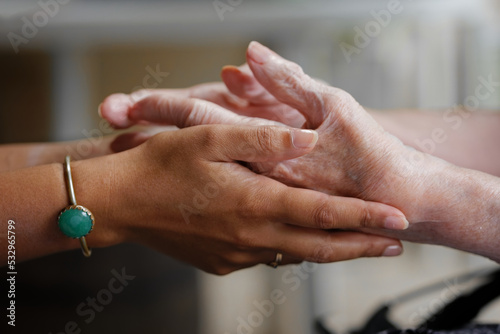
382,244 -> 403,257
221,65 -> 242,87
221,64 -> 266,100
290,129 -> 318,150
247,41 -> 275,65
221,65 -> 251,83
384,215 -> 410,230
222,65 -> 239,73
100,93 -> 135,129
364,201 -> 409,231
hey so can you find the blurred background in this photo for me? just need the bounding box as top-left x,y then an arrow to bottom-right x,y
1,0 -> 500,333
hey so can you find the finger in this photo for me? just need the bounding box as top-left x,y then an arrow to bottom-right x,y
99,93 -> 136,129
222,65 -> 307,127
100,91 -> 193,129
100,83 -> 258,129
221,64 -> 279,106
246,41 -> 339,128
227,228 -> 403,269
131,94 -> 284,129
256,185 -> 409,231
265,253 -> 302,266
200,125 -> 318,162
275,229 -> 403,263
222,250 -> 302,270
99,88 -> 213,129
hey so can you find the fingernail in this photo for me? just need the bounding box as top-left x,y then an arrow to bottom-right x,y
291,129 -> 318,149
97,103 -> 103,118
384,216 -> 409,230
382,245 -> 403,257
248,41 -> 273,64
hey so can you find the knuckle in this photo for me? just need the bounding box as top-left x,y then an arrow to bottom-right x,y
153,94 -> 172,115
311,201 -> 335,229
237,186 -> 267,219
324,89 -> 359,114
310,241 -> 336,263
187,99 -> 222,128
359,241 -> 383,258
130,89 -> 152,102
280,62 -> 327,110
282,61 -> 304,80
357,203 -> 372,229
281,64 -> 308,94
231,226 -> 260,251
307,235 -> 387,263
326,88 -> 353,104
198,126 -> 220,149
252,126 -> 278,156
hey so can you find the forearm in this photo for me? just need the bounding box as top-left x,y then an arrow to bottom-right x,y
419,163 -> 500,262
0,156 -> 122,264
370,108 -> 500,177
365,154 -> 500,262
0,136 -> 116,173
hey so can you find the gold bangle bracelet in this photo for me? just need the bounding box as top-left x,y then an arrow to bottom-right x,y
57,156 -> 94,257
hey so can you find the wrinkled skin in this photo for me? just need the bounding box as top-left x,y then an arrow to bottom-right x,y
100,42 -> 500,262
101,43 -> 425,223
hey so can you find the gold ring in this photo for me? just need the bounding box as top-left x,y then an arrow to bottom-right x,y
267,252 -> 282,268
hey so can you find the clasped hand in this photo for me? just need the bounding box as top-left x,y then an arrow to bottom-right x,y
99,42 -> 419,274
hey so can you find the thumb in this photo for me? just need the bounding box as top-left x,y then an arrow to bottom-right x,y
203,125 -> 318,162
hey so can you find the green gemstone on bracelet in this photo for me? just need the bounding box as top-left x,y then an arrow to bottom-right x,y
58,205 -> 94,238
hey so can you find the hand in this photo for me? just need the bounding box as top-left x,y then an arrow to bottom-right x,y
98,42 -> 500,261
99,64 -> 307,152
100,43 -> 425,223
90,124 -> 407,275
214,44 -> 500,261
101,64 -> 303,130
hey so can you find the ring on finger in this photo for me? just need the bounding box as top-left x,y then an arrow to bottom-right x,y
267,252 -> 283,269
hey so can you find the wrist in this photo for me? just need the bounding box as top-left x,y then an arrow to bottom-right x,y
392,148 -> 452,224
388,148 -> 500,261
69,152 -> 131,249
